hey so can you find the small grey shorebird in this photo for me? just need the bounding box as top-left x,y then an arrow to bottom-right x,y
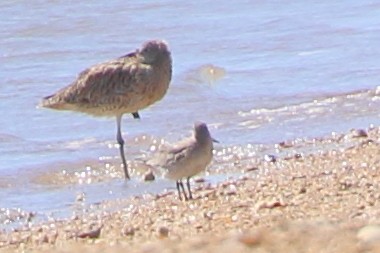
40,40 -> 172,179
148,122 -> 217,200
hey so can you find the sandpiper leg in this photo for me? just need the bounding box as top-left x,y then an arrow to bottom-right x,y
186,177 -> 193,200
179,181 -> 188,201
176,181 -> 183,200
177,180 -> 188,201
116,115 -> 130,179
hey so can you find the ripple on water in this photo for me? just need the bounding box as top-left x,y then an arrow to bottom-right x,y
0,207 -> 34,229
29,135 -> 171,187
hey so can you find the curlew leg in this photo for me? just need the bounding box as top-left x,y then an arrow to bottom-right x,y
186,177 -> 193,200
116,115 -> 130,179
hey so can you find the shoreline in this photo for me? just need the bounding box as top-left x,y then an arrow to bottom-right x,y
2,126 -> 380,252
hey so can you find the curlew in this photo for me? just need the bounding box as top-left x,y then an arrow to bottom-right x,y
40,40 -> 172,179
148,122 -> 217,200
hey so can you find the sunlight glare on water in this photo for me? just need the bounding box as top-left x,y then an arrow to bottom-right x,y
1,0 -> 380,218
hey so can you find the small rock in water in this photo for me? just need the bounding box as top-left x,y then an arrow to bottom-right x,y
76,192 -> 86,202
277,141 -> 293,148
186,64 -> 226,85
199,64 -> 226,84
143,171 -> 155,181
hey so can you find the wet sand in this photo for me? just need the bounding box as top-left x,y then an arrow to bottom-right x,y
2,126 -> 380,252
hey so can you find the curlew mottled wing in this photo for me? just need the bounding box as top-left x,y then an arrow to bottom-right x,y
42,53 -> 157,115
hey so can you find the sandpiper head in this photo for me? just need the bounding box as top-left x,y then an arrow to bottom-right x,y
140,40 -> 170,64
193,122 -> 212,142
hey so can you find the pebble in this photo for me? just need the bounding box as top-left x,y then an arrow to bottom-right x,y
143,171 -> 155,181
264,154 -> 277,163
225,185 -> 238,196
350,129 -> 368,138
158,226 -> 169,238
122,225 -> 135,236
237,232 -> 262,247
194,178 -> 206,183
40,234 -> 49,244
77,226 -> 102,239
256,200 -> 286,210
245,167 -> 259,172
299,187 -> 307,194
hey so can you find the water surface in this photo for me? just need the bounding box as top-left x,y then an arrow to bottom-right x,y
1,0 -> 380,225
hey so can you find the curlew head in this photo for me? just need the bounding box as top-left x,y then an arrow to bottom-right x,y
139,40 -> 171,64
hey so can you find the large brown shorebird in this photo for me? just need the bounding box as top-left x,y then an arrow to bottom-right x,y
40,40 -> 172,179
148,122 -> 217,200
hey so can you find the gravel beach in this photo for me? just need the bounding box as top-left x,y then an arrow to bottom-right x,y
2,126 -> 380,252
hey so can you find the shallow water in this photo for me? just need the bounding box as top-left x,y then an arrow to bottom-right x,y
1,0 -> 380,225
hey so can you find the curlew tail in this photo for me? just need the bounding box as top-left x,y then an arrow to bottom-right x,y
40,94 -> 71,110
